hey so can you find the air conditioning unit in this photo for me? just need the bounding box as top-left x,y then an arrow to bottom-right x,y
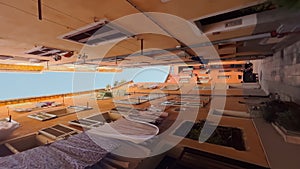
59,19 -> 133,46
25,46 -> 71,57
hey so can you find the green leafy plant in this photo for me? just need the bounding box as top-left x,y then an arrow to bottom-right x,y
113,79 -> 127,87
188,129 -> 201,140
262,100 -> 288,123
262,107 -> 277,123
105,84 -> 111,90
182,121 -> 246,151
271,0 -> 300,9
276,107 -> 300,131
263,101 -> 300,132
104,92 -> 112,98
113,81 -> 119,87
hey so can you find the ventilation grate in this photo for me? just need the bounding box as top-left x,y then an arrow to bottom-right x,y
60,19 -> 132,46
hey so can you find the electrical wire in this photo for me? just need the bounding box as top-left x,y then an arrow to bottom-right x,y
0,1 -> 77,30
32,0 -> 141,52
31,0 -> 140,52
0,1 -> 156,63
31,0 -> 90,25
34,0 -> 142,54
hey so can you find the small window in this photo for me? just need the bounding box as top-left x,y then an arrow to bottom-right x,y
219,70 -> 232,72
225,19 -> 242,28
218,75 -> 231,79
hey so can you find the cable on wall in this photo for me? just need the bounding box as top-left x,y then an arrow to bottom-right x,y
37,0 -> 42,20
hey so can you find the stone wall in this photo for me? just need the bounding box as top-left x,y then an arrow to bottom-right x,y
258,40 -> 300,104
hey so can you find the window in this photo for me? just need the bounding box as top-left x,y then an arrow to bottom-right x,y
218,75 -> 231,79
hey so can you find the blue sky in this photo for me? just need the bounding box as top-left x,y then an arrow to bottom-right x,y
0,66 -> 169,100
